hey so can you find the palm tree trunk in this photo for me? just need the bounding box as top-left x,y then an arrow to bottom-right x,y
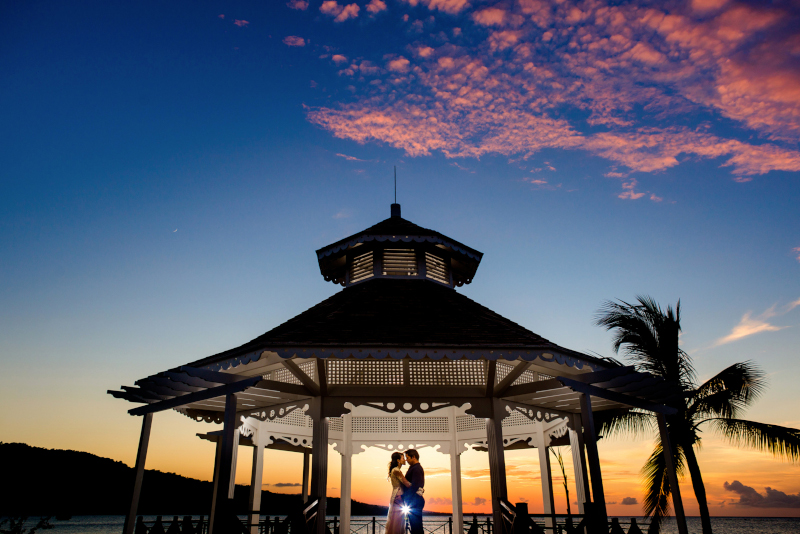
683,444 -> 712,534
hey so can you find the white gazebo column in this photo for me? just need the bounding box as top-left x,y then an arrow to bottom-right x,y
228,430 -> 240,498
302,449 -> 311,503
123,413 -> 153,534
534,426 -> 555,531
568,413 -> 590,514
486,399 -> 508,534
249,435 -> 265,534
340,414 -> 353,534
448,407 -> 463,534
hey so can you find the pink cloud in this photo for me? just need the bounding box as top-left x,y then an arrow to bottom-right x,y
472,7 -> 506,26
650,193 -> 663,202
401,0 -> 470,15
618,180 -> 646,200
366,0 -> 387,14
332,54 -> 348,64
321,1 -> 360,22
305,0 -> 800,183
283,36 -> 306,47
387,57 -> 410,72
793,247 -> 800,263
218,14 -> 225,19
287,0 -> 309,9
233,19 -> 249,27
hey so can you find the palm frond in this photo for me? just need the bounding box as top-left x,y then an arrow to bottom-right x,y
595,408 -> 655,440
595,296 -> 695,390
641,431 -> 687,534
691,361 -> 765,419
709,418 -> 800,461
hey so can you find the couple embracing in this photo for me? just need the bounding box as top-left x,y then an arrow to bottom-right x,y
386,449 -> 425,534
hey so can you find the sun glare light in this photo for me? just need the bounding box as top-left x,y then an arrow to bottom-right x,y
401,505 -> 411,515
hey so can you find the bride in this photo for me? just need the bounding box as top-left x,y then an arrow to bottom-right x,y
385,452 -> 412,534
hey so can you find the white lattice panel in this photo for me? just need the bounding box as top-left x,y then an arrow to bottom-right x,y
327,359 -> 403,385
501,410 -> 531,427
409,360 -> 485,386
511,369 -> 539,386
539,373 -> 554,381
274,409 -> 313,427
271,367 -> 301,385
496,363 -> 513,383
328,417 -> 343,432
352,416 -> 399,433
401,416 -> 449,433
456,415 -> 485,432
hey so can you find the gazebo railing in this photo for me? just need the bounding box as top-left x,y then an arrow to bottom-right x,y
131,514 -> 649,534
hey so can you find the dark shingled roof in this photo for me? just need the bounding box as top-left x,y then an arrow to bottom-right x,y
315,216 -> 483,260
192,279 -> 600,366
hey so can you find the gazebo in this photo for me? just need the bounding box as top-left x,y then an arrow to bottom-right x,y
110,204 -> 689,534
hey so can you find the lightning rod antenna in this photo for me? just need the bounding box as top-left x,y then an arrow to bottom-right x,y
394,166 -> 397,204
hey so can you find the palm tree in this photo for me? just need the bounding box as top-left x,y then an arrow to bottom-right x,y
595,296 -> 800,534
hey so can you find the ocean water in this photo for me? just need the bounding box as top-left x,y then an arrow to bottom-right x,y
17,515 -> 800,534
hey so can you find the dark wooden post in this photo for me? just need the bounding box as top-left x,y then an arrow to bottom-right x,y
578,394 -> 607,528
310,396 -> 330,534
656,414 -> 689,534
486,398 -> 508,534
302,449 -> 311,503
210,393 -> 239,534
123,413 -> 153,534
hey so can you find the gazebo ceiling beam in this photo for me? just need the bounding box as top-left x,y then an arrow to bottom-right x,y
557,377 -> 677,415
128,375 -> 264,416
494,361 -> 534,397
144,376 -> 204,393
282,359 -> 321,396
159,371 -> 222,389
485,361 -> 497,397
121,386 -> 170,401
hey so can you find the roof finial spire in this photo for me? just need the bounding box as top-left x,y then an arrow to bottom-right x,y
391,166 -> 401,218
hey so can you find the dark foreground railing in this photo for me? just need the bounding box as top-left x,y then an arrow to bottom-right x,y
132,514 -> 649,534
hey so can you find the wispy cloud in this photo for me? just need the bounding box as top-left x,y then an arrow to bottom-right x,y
713,305 -> 787,346
306,0 -> 800,182
233,19 -> 249,27
333,209 -> 352,219
336,153 -> 369,161
794,247 -> 800,263
266,482 -> 301,487
283,36 -> 306,47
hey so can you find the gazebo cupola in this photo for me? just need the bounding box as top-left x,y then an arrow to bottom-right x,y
316,204 -> 483,288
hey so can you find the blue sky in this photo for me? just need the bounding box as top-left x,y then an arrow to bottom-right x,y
1,0 -> 799,515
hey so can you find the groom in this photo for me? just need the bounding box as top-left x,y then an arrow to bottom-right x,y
404,449 -> 425,534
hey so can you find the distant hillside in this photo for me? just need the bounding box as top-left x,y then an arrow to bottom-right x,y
0,443 -> 388,517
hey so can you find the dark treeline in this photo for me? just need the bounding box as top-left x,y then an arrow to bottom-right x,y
0,443 -> 389,517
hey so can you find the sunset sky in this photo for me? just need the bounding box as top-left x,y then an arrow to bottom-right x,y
2,0 -> 800,519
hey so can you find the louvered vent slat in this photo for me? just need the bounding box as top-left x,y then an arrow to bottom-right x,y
383,249 -> 418,276
349,251 -> 374,283
425,252 -> 450,284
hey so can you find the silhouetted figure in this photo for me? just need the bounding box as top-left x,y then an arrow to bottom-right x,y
166,516 -> 181,534
511,503 -> 545,534
467,514 -> 478,534
609,518 -> 624,534
467,515 -> 479,534
180,516 -> 195,534
135,516 -> 148,534
150,516 -> 166,534
627,518 -> 643,534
